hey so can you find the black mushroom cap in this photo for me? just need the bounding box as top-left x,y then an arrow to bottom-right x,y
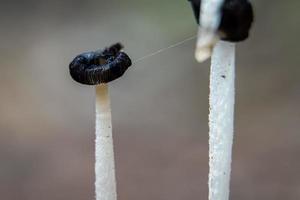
188,0 -> 254,42
69,43 -> 132,85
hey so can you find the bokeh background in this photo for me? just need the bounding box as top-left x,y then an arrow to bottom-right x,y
1,0 -> 300,199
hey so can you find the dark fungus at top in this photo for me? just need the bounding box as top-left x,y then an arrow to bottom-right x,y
69,43 -> 132,85
188,0 -> 254,42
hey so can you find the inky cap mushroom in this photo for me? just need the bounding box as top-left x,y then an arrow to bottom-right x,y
188,0 -> 254,42
69,43 -> 132,85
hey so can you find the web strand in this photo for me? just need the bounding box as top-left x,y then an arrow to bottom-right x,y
132,35 -> 197,64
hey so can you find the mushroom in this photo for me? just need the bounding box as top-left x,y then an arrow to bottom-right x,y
69,43 -> 132,200
189,0 -> 254,200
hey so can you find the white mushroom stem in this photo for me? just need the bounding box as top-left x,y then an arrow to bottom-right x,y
95,84 -> 117,200
195,0 -> 236,199
209,41 -> 235,200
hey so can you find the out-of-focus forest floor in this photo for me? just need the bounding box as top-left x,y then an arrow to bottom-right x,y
0,0 -> 300,199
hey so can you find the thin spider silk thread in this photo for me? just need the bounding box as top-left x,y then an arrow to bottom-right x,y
132,35 -> 197,64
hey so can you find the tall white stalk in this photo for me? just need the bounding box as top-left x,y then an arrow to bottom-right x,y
95,84 -> 117,200
195,1 -> 236,200
209,41 -> 235,200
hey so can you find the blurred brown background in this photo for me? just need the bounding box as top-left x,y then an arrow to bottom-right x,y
0,0 -> 300,199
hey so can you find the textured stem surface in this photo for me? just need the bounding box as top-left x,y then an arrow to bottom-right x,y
209,41 -> 235,200
95,84 -> 117,200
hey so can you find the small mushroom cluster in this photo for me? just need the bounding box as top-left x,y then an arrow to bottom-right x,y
69,0 -> 254,84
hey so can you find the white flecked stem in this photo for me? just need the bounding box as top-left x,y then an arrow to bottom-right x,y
95,84 -> 117,200
209,41 -> 235,200
194,0 -> 236,199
